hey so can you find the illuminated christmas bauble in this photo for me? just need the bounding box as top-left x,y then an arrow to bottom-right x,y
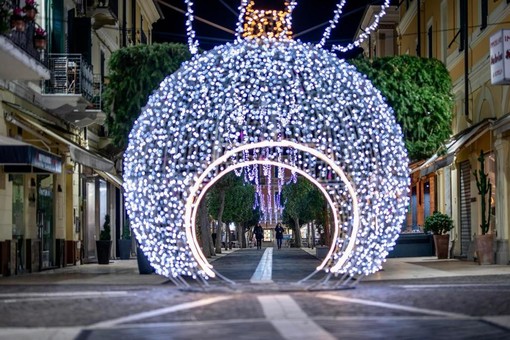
124,39 -> 409,281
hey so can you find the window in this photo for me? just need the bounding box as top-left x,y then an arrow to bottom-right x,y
459,0 -> 466,51
481,0 -> 488,30
440,0 -> 448,62
427,24 -> 433,58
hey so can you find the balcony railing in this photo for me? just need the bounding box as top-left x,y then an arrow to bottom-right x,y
92,74 -> 103,110
43,54 -> 94,102
2,22 -> 47,67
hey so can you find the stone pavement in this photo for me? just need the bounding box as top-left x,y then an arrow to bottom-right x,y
1,247 -> 509,285
1,247 -> 510,340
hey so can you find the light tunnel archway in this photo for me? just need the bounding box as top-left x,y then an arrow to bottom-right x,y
184,140 -> 360,279
123,39 -> 410,287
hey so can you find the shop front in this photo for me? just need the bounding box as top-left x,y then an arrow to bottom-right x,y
0,136 -> 62,275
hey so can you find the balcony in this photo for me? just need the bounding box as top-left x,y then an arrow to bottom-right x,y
41,54 -> 105,127
0,28 -> 50,80
86,0 -> 118,30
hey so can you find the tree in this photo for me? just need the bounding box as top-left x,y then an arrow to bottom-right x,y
281,177 -> 325,247
103,43 -> 191,149
207,172 -> 260,251
197,198 -> 215,258
207,172 -> 239,253
349,55 -> 453,161
223,180 -> 258,248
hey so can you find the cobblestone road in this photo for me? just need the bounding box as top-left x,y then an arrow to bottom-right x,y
1,248 -> 509,339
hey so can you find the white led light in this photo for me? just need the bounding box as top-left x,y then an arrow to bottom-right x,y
124,39 -> 410,282
330,0 -> 391,53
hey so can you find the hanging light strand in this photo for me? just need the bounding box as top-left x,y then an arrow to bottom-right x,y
330,0 -> 391,53
316,0 -> 347,49
184,0 -> 199,54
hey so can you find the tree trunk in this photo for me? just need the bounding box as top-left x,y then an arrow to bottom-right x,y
198,199 -> 215,257
293,217 -> 302,247
236,223 -> 243,248
215,190 -> 226,254
307,223 -> 311,248
324,205 -> 331,247
241,224 -> 247,248
226,223 -> 231,250
311,221 -> 315,249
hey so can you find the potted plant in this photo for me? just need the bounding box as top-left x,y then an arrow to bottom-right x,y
118,219 -> 132,260
473,150 -> 494,265
22,0 -> 37,21
424,211 -> 453,259
10,7 -> 25,32
33,26 -> 46,49
0,0 -> 13,34
96,214 -> 112,264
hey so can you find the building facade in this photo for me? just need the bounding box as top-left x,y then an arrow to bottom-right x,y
0,0 -> 161,276
357,0 -> 510,264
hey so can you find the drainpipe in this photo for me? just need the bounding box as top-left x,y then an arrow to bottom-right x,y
416,0 -> 421,57
464,0 -> 469,117
122,0 -> 127,47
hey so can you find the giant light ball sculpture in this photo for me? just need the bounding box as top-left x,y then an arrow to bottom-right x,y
124,0 -> 409,287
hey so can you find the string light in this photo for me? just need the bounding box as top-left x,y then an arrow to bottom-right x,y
330,0 -> 391,53
184,0 -> 199,54
124,38 -> 410,282
316,0 -> 347,49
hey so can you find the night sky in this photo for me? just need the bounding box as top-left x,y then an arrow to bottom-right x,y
152,0 -> 399,58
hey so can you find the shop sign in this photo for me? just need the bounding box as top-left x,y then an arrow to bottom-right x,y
490,29 -> 510,85
31,148 -> 62,173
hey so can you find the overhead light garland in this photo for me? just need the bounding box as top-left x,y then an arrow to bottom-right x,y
330,0 -> 391,52
124,37 -> 410,283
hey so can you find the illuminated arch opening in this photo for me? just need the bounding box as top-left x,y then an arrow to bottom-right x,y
184,141 -> 359,279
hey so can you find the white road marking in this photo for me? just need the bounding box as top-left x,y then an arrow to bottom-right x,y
398,283 -> 510,290
483,315 -> 510,330
0,328 -> 82,340
0,291 -> 129,298
89,296 -> 231,328
258,295 -> 335,340
319,294 -> 472,318
0,291 -> 130,303
250,247 -> 273,283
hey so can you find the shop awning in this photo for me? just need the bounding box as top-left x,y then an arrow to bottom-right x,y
0,135 -> 62,173
3,102 -> 114,172
95,170 -> 123,189
415,120 -> 492,177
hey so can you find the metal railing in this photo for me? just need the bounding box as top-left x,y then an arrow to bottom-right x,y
43,54 -> 94,102
2,22 -> 47,66
91,74 -> 103,110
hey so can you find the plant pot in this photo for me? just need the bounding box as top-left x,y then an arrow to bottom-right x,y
24,9 -> 37,21
118,239 -> 132,260
136,246 -> 155,274
433,234 -> 449,259
96,240 -> 112,264
475,234 -> 494,265
34,37 -> 46,49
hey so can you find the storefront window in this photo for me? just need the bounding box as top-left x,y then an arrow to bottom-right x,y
99,179 -> 107,228
486,153 -> 496,231
12,175 -> 24,273
423,181 -> 431,220
37,174 -> 54,269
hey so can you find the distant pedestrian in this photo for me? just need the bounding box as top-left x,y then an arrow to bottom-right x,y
254,224 -> 264,250
275,223 -> 284,249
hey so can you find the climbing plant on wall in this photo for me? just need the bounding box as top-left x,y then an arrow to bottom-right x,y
349,55 -> 454,161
